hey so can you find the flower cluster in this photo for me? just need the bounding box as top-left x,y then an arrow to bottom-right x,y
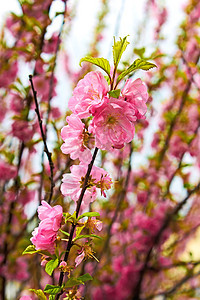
66,71 -> 148,152
31,201 -> 63,254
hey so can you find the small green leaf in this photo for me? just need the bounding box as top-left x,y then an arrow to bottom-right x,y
44,284 -> 62,295
116,59 -> 157,85
134,47 -> 145,58
108,89 -> 121,99
45,258 -> 59,276
59,229 -> 70,237
76,225 -> 85,238
73,234 -> 103,242
80,56 -> 111,78
113,36 -> 129,68
49,296 -> 56,300
64,211 -> 77,224
77,273 -> 93,282
77,212 -> 100,221
65,277 -> 84,288
22,245 -> 54,258
23,245 -> 37,255
29,289 -> 47,300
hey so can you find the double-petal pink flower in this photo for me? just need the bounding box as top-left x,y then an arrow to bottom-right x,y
61,114 -> 92,163
89,99 -> 136,151
121,78 -> 148,119
61,163 -> 112,204
31,201 -> 63,254
68,71 -> 109,118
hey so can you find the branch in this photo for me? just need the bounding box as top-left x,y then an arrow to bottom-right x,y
29,75 -> 55,204
141,269 -> 200,300
157,52 -> 200,167
132,181 -> 200,300
55,147 -> 99,300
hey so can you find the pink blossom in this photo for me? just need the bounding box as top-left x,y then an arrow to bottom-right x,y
31,201 -> 63,254
68,71 -> 109,118
59,261 -> 67,268
0,257 -> 29,282
0,160 -> 17,181
61,164 -> 112,204
87,217 -> 103,232
61,164 -> 97,204
20,296 -> 33,300
9,93 -> 24,113
75,251 -> 85,267
38,200 -> 63,230
89,99 -> 136,150
121,78 -> 148,119
33,75 -> 57,102
11,120 -> 34,142
43,33 -> 59,54
61,114 -> 92,163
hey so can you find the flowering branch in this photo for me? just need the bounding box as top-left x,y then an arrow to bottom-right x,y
132,181 -> 200,300
55,147 -> 98,299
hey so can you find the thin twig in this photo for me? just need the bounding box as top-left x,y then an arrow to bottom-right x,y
29,75 -> 55,204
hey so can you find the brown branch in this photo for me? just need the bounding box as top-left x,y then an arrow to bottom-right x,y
55,147 -> 98,300
132,181 -> 200,300
29,75 -> 55,204
157,52 -> 200,168
141,269 -> 200,300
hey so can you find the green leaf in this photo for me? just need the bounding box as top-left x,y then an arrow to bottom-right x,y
22,245 -> 54,258
45,258 -> 59,276
65,277 -> 84,288
23,245 -> 37,255
77,212 -> 100,221
77,273 -> 93,282
79,56 -> 111,78
49,296 -> 56,300
116,59 -> 157,85
44,284 -> 62,295
64,211 -> 77,224
108,89 -> 121,99
134,47 -> 145,58
73,234 -> 103,242
76,225 -> 85,238
29,289 -> 47,300
59,229 -> 70,237
113,36 -> 129,68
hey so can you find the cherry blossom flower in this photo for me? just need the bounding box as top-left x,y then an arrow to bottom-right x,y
61,114 -> 92,163
31,201 -> 63,254
121,78 -> 148,119
86,217 -> 103,232
68,71 -> 109,118
89,99 -> 136,150
61,164 -> 112,204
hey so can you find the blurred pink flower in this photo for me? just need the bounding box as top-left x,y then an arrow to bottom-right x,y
0,160 -> 17,181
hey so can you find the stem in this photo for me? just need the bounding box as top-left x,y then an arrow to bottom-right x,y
55,147 -> 98,300
29,75 -> 55,204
